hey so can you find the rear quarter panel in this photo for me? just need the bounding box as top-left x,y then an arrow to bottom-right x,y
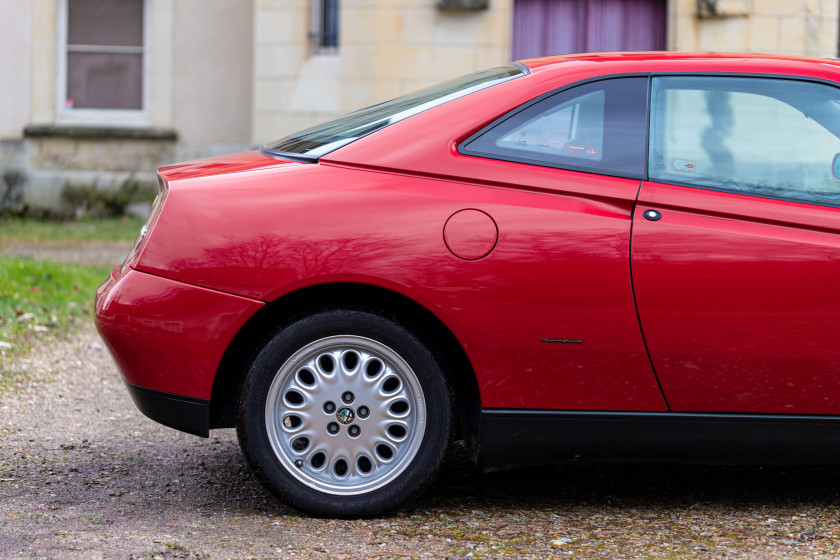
137,162 -> 665,411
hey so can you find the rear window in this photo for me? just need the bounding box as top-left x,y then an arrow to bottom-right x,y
262,65 -> 527,161
459,77 -> 649,178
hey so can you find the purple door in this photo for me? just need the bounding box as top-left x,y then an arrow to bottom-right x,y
512,0 -> 667,60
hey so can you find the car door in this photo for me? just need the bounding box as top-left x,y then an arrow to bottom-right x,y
421,75 -> 666,412
632,75 -> 840,414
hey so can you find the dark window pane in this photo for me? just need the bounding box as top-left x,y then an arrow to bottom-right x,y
68,0 -> 143,47
67,52 -> 143,110
320,0 -> 339,48
461,77 -> 649,177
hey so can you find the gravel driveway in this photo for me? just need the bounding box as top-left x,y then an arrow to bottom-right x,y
0,240 -> 132,267
3,325 -> 840,559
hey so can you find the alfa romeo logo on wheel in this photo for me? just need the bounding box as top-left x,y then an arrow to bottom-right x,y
336,407 -> 355,424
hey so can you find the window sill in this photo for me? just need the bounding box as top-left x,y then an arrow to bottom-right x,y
23,125 -> 177,141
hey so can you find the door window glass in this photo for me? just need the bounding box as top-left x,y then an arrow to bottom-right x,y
649,76 -> 840,206
460,77 -> 648,177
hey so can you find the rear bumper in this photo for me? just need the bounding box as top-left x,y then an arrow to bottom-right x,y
95,267 -> 264,433
126,382 -> 210,437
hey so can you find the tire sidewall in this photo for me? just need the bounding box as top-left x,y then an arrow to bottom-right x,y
236,310 -> 451,517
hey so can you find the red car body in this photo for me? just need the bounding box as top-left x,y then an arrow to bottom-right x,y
96,53 -> 840,514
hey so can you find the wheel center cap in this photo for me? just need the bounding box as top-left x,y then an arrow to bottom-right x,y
336,407 -> 355,425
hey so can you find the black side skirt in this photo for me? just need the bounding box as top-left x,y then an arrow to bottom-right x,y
479,409 -> 840,468
125,382 -> 210,438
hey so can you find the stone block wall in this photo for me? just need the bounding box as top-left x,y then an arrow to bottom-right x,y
9,134 -> 172,209
670,0 -> 839,57
253,0 -> 513,143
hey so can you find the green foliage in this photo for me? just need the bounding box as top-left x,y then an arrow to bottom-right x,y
61,177 -> 157,218
0,257 -> 111,360
0,170 -> 25,211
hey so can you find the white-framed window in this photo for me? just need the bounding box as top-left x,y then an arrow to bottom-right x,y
311,0 -> 339,55
56,0 -> 151,126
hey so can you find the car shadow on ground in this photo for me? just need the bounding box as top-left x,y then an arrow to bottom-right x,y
96,434 -> 840,518
415,444 -> 840,513
42,430 -> 840,521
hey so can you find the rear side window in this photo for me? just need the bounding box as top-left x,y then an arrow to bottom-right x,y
263,65 -> 525,161
649,76 -> 840,206
459,77 -> 649,178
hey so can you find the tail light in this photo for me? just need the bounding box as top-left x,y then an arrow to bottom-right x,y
118,176 -> 168,276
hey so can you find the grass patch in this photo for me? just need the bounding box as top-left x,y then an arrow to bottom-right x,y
0,216 -> 144,243
0,256 -> 110,377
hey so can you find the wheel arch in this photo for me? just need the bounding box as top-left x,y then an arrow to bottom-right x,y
210,282 -> 481,461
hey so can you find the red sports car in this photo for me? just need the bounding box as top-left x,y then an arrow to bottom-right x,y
95,52 -> 840,516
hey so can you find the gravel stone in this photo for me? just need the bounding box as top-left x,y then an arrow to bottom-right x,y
3,323 -> 840,558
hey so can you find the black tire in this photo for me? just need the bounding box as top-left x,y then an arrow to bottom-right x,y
236,310 -> 451,517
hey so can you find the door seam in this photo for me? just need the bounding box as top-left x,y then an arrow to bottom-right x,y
629,179 -> 671,410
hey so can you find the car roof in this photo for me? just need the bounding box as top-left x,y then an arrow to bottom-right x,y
519,52 -> 840,79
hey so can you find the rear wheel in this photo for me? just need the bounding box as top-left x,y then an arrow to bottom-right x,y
236,310 -> 451,517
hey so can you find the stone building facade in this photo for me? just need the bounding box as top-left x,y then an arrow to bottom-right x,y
0,0 -> 838,209
671,0 -> 838,56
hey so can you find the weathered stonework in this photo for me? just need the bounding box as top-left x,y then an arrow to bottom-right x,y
252,0 -> 513,143
670,0 -> 839,57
